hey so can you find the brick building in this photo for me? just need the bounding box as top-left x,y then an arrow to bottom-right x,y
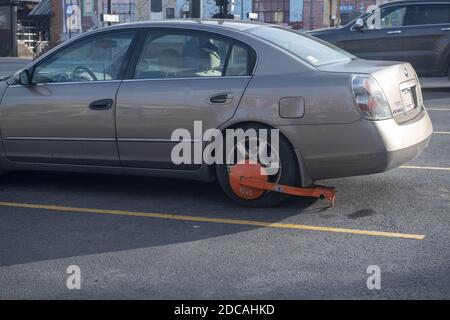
303,0 -> 377,30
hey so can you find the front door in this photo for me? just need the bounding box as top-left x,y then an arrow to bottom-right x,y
338,4 -> 408,62
0,30 -> 136,166
116,29 -> 256,169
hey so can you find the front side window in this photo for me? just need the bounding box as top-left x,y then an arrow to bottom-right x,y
133,31 -> 254,79
364,6 -> 407,29
32,31 -> 135,84
381,6 -> 407,28
364,3 -> 450,29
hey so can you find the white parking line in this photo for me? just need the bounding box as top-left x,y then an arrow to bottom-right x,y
427,108 -> 450,111
400,165 -> 450,171
434,131 -> 450,135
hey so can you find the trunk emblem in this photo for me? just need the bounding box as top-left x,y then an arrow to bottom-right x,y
403,66 -> 409,78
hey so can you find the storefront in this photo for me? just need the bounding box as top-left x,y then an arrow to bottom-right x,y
0,0 -> 17,56
0,0 -> 45,57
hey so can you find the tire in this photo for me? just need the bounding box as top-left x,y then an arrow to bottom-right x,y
216,124 -> 300,207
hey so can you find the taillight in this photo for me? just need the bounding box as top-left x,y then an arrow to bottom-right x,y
414,73 -> 424,109
351,74 -> 392,120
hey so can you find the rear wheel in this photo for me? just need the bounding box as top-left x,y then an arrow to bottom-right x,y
216,124 -> 300,207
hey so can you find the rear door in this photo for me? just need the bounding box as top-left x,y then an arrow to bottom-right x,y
400,3 -> 450,76
115,29 -> 255,169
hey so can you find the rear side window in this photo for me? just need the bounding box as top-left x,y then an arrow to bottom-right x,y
225,44 -> 254,76
403,4 -> 450,26
133,30 -> 255,79
248,26 -> 353,66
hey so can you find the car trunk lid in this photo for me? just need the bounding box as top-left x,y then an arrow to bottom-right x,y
318,59 -> 424,124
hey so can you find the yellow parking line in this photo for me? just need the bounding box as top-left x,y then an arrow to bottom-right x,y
0,201 -> 425,240
400,165 -> 450,171
434,131 -> 450,135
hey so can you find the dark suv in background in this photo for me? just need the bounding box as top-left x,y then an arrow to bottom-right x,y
308,0 -> 450,78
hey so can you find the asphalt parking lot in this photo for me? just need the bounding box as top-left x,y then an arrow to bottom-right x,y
0,58 -> 449,299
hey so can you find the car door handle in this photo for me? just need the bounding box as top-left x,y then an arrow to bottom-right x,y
387,30 -> 402,34
89,99 -> 113,110
441,27 -> 450,31
208,94 -> 234,105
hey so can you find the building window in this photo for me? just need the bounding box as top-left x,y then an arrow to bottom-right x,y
102,0 -> 136,23
166,7 -> 175,19
253,0 -> 290,24
151,0 -> 163,12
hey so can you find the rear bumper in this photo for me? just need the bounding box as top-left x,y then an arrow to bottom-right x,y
385,133 -> 431,171
285,110 -> 433,184
302,133 -> 431,181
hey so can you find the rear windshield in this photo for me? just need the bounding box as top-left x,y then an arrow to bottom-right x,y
248,26 -> 354,66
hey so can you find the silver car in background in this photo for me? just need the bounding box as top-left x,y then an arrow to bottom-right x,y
0,20 -> 433,206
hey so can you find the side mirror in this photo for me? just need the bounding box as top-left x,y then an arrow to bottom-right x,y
354,18 -> 364,30
13,69 -> 31,85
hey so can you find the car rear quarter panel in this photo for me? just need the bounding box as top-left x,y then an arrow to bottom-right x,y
234,71 -> 361,126
218,29 -> 364,128
222,45 -> 365,185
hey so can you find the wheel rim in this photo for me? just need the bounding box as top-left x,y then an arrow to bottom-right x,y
226,136 -> 282,200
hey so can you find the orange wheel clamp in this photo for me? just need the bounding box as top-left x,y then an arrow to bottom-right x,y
229,161 -> 336,207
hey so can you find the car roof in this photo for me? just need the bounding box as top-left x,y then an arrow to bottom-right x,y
382,0 -> 450,6
112,19 -> 269,32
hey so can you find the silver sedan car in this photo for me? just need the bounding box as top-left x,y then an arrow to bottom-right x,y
0,20 -> 433,207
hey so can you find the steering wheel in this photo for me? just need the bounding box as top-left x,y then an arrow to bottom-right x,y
71,66 -> 98,81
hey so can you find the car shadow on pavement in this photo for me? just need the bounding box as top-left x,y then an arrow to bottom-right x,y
0,171 -> 318,266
